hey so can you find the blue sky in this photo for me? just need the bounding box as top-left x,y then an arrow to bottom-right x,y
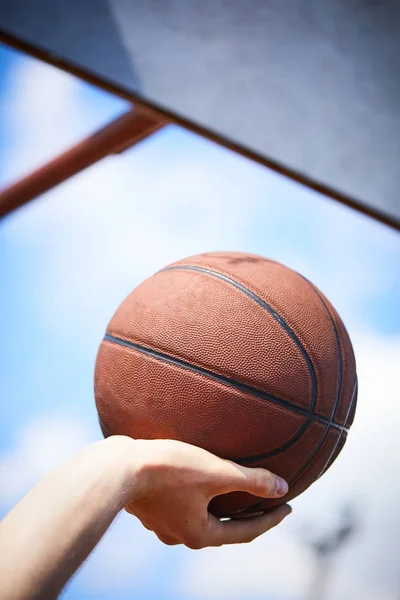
1,42 -> 400,600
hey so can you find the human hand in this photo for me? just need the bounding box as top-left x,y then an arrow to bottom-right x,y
125,438 -> 291,549
0,435 -> 290,599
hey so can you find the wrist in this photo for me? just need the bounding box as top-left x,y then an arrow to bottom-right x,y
99,435 -> 151,508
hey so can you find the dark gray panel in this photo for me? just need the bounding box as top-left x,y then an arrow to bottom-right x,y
0,0 -> 140,90
1,0 -> 400,225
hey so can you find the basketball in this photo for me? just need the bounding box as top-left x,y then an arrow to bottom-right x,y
94,252 -> 357,518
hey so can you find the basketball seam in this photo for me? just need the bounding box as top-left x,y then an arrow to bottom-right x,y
103,333 -> 349,440
162,263 -> 321,398
159,265 -> 318,400
235,277 -> 349,515
285,279 -> 344,485
317,375 -> 358,479
345,375 -> 358,428
98,415 -> 111,437
102,336 -> 315,462
159,264 -> 318,458
161,265 -> 318,405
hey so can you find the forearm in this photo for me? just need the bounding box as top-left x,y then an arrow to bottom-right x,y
0,433 -> 291,599
0,435 -> 139,600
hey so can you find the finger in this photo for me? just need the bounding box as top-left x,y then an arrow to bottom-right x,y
210,505 -> 292,546
155,532 -> 179,546
210,461 -> 289,499
231,510 -> 265,519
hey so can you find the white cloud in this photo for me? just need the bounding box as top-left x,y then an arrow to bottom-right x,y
0,413 -> 94,508
2,59 -> 85,186
4,130 -> 268,352
77,511 -> 162,594
2,54 -> 127,188
178,526 -> 313,599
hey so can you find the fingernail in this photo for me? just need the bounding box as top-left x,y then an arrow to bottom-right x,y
279,504 -> 292,519
274,476 -> 289,497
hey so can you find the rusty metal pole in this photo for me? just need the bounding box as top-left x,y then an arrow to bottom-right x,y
0,107 -> 168,218
304,505 -> 358,600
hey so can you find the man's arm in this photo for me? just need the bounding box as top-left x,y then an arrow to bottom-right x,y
0,436 -> 290,600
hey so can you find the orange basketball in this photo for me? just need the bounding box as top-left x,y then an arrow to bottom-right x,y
94,252 -> 357,518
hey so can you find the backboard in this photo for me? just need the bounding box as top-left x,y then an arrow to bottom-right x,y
1,0 -> 400,229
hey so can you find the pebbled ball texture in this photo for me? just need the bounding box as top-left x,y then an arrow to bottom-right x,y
94,252 -> 357,518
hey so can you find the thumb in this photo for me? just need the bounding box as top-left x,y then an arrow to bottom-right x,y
212,460 -> 289,499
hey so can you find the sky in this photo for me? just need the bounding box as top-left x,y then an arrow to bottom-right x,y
1,42 -> 400,600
